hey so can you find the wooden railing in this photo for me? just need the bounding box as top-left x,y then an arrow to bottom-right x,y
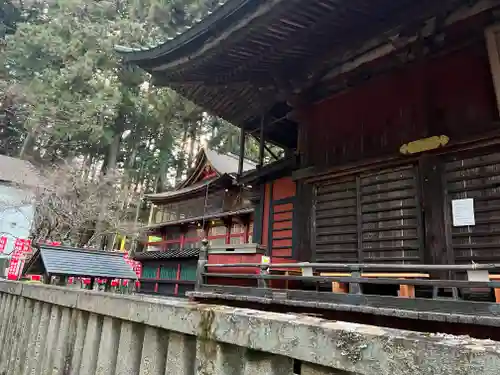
191,240 -> 500,328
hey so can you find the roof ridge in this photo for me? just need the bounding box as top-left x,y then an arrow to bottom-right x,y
37,244 -> 125,256
205,148 -> 256,166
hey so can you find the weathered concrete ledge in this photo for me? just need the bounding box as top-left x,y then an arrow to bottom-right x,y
0,280 -> 498,375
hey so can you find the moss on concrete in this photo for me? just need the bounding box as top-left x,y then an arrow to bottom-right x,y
336,331 -> 368,363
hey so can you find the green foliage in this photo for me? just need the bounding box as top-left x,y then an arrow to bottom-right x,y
0,0 -> 283,245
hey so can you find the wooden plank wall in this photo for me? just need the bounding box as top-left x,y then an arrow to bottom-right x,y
299,43 -> 497,170
444,150 -> 500,264
307,146 -> 500,266
296,38 -> 500,266
313,165 -> 424,264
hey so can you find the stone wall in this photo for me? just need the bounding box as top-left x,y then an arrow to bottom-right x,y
0,280 -> 498,375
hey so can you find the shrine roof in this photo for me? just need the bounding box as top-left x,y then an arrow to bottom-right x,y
145,148 -> 255,204
23,245 -> 138,279
116,0 -> 476,148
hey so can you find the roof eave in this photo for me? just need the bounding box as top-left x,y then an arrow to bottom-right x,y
115,0 -> 263,66
145,175 -> 234,204
142,207 -> 254,231
239,155 -> 298,185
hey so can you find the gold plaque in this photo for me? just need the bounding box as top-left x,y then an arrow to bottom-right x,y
400,135 -> 449,155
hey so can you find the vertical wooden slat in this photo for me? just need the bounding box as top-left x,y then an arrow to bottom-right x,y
413,164 -> 426,264
442,168 -> 455,268
356,176 -> 363,262
419,156 -> 448,270
311,184 -> 317,262
294,182 -> 313,262
252,184 -> 265,244
291,191 -> 299,261
444,151 -> 500,264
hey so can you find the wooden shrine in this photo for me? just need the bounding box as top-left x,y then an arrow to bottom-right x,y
134,148 -> 269,296
119,0 -> 500,304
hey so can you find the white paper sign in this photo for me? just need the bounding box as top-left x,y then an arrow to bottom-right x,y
261,256 -> 270,264
451,198 -> 475,227
466,270 -> 489,282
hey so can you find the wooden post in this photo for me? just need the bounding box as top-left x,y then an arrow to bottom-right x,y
349,271 -> 362,294
224,218 -> 232,245
155,266 -> 160,293
195,238 -> 209,291
238,127 -> 246,177
258,114 -> 266,168
104,280 -> 111,292
180,230 -> 186,250
419,155 -> 450,277
258,267 -> 268,289
175,263 -> 181,296
56,276 -> 66,286
485,24 -> 500,116
243,217 -> 250,244
148,204 -> 155,225
398,279 -> 416,298
294,182 -> 313,261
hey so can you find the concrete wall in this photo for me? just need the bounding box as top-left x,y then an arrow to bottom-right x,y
0,281 -> 498,375
0,184 -> 34,254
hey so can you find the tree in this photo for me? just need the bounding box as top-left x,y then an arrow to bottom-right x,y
30,161 -> 134,246
0,0 -> 285,248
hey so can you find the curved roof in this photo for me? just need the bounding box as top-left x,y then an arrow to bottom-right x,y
145,148 -> 255,203
117,0 -> 471,148
180,148 -> 255,188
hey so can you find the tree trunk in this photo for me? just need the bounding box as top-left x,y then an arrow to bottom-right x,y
106,132 -> 121,173
175,126 -> 188,183
82,154 -> 93,181
156,162 -> 166,193
187,121 -> 198,168
96,131 -> 122,249
19,127 -> 37,160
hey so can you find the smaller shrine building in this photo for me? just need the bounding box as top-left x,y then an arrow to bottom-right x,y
133,148 -> 259,296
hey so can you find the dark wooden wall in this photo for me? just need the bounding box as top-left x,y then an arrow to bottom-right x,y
299,43 -> 497,169
296,40 -> 500,265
